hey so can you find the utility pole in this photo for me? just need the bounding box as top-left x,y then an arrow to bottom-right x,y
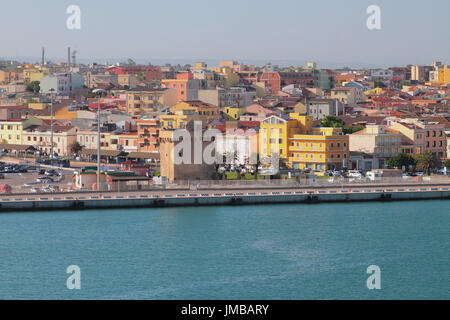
93,89 -> 106,191
48,88 -> 55,166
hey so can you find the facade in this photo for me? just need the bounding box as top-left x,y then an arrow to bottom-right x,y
438,65 -> 450,86
161,73 -> 202,102
279,71 -> 314,88
259,72 -> 281,94
288,127 -> 349,171
259,114 -> 313,160
306,99 -> 343,120
0,118 -> 43,145
159,124 -> 217,182
137,119 -> 159,152
23,124 -> 78,156
0,68 -> 22,84
77,130 -> 98,150
313,69 -> 335,90
117,74 -> 137,89
126,88 -> 177,116
349,125 -> 402,168
330,87 -> 365,106
40,73 -> 72,95
215,124 -> 259,166
160,101 -> 220,129
198,87 -> 255,108
118,133 -> 138,152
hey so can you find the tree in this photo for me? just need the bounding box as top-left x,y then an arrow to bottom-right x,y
416,151 -> 438,175
127,58 -> 136,66
387,153 -> 417,170
444,159 -> 450,168
26,81 -> 40,94
70,141 -> 83,155
320,115 -> 345,128
225,73 -> 240,88
343,125 -> 364,134
137,72 -> 145,81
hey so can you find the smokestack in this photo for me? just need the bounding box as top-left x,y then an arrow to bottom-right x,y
41,47 -> 45,66
67,47 -> 71,71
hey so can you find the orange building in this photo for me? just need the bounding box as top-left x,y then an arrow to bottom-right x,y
259,72 -> 281,94
119,132 -> 138,152
137,119 -> 159,152
161,73 -> 201,102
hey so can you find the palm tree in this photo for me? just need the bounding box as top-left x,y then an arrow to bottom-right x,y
416,151 -> 438,176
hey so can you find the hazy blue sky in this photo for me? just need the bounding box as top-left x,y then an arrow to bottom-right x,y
1,0 -> 449,68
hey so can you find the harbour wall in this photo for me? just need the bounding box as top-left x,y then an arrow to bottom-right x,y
0,187 -> 449,212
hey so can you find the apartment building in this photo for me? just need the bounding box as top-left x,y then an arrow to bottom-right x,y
161,73 -> 202,102
126,88 -> 177,116
198,87 -> 255,108
349,125 -> 402,168
289,127 -> 349,171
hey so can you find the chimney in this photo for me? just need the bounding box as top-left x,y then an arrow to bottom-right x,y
41,47 -> 45,66
67,47 -> 71,71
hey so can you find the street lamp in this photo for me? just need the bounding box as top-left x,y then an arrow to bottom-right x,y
92,89 -> 106,191
48,88 -> 56,167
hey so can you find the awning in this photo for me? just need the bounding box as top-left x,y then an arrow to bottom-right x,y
125,152 -> 159,159
79,149 -> 128,157
0,144 -> 37,151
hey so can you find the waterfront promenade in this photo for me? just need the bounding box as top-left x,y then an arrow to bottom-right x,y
1,178 -> 449,212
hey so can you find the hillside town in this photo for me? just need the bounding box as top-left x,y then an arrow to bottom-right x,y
0,50 -> 450,191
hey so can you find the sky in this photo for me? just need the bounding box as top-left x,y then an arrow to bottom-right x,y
1,0 -> 449,68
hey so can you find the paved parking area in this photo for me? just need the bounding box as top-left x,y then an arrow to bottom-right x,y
1,169 -> 74,193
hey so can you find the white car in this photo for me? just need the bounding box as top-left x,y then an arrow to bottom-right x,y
348,170 -> 363,179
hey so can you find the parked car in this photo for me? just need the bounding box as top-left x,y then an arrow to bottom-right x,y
0,173 -> 4,179
42,185 -> 59,193
30,187 -> 40,193
366,171 -> 382,181
37,177 -> 54,183
415,172 -> 425,177
45,169 -> 59,176
348,170 -> 363,179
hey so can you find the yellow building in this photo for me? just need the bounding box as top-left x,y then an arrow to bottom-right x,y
159,101 -> 220,129
438,65 -> 450,86
23,66 -> 49,83
288,127 -> 349,170
259,113 -> 313,160
0,118 -> 43,145
223,107 -> 246,120
126,88 -> 177,116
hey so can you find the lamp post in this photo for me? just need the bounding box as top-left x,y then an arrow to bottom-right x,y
48,88 -> 55,167
92,89 -> 106,191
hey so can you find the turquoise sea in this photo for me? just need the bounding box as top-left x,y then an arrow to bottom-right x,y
0,200 -> 449,299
